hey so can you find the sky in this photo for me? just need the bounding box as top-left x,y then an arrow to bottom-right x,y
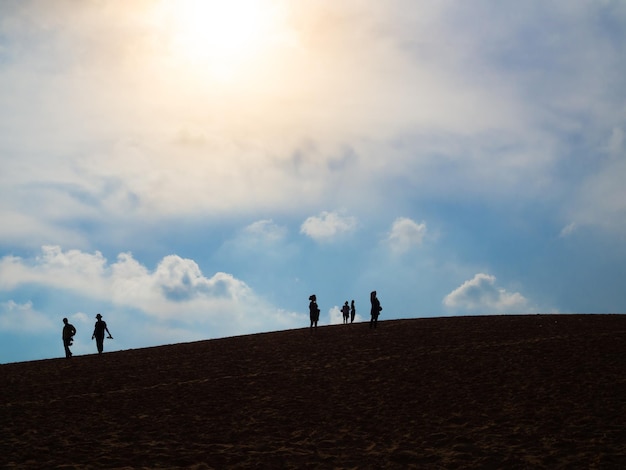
1,0 -> 625,363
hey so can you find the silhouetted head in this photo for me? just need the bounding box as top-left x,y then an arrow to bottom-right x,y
96,313 -> 102,319
344,301 -> 348,305
309,294 -> 316,301
370,291 -> 377,301
63,317 -> 68,324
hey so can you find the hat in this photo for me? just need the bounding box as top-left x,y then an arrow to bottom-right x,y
96,313 -> 102,319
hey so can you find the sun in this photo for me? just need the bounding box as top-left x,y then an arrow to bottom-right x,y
157,0 -> 287,81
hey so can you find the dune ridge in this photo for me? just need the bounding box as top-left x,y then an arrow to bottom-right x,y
2,314 -> 625,468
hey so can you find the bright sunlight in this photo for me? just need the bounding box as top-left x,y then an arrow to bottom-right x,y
156,0 -> 291,81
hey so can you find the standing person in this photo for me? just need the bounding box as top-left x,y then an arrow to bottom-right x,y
92,313 -> 113,354
370,291 -> 382,329
309,295 -> 320,332
62,317 -> 76,358
350,300 -> 356,323
341,301 -> 350,324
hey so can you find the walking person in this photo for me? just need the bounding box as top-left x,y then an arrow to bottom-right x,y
309,295 -> 320,332
92,313 -> 113,354
370,291 -> 382,329
350,300 -> 356,323
62,317 -> 76,358
341,301 -> 350,324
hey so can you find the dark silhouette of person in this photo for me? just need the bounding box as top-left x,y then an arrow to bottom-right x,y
341,301 -> 350,324
92,313 -> 113,354
350,300 -> 356,323
62,317 -> 76,358
309,295 -> 320,331
370,291 -> 382,329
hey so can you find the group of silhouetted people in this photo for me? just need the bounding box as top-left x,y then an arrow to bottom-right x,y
61,313 -> 113,358
309,290 -> 382,331
62,292 -> 382,357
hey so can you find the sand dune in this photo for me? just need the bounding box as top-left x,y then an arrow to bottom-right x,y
2,314 -> 625,468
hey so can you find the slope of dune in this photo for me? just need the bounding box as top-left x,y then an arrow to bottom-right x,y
2,314 -> 625,469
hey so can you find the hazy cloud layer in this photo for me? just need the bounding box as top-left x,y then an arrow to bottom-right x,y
2,0 -> 623,241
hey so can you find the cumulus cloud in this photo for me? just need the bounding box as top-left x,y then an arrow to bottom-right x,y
443,273 -> 529,314
154,255 -> 250,302
386,217 -> 426,253
300,211 -> 357,242
0,246 -> 305,335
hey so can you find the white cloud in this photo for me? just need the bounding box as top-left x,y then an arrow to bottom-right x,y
0,246 -> 306,335
300,211 -> 357,242
443,273 -> 529,314
386,217 -> 427,253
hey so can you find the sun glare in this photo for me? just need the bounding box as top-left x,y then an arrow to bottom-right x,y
157,0 -> 288,81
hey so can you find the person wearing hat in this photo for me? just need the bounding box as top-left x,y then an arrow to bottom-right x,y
62,317 -> 76,358
92,313 -> 113,354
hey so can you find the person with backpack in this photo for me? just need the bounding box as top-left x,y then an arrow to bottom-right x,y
370,291 -> 382,329
92,313 -> 113,354
62,317 -> 76,358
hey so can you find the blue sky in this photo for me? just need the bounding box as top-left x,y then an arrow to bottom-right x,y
1,0 -> 625,363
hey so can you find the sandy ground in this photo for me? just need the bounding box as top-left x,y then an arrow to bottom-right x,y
1,314 -> 625,469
